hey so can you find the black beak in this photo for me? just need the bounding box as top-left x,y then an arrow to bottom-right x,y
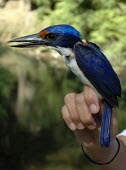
8,33 -> 49,48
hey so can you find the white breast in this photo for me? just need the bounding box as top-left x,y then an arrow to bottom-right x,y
66,58 -> 93,86
53,46 -> 102,99
64,57 -> 102,99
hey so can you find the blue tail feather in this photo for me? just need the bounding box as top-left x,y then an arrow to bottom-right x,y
100,102 -> 112,147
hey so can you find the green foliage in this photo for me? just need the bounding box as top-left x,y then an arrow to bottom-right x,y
32,0 -> 58,18
0,67 -> 16,121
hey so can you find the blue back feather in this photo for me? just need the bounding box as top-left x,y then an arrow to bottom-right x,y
74,42 -> 121,106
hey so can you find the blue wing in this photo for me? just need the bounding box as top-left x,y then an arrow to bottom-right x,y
74,42 -> 121,107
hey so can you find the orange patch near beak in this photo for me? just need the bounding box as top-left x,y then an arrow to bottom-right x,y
39,30 -> 49,38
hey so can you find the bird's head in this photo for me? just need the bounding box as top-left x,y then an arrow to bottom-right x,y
8,24 -> 82,56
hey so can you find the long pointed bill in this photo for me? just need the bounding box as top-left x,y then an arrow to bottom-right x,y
8,33 -> 49,48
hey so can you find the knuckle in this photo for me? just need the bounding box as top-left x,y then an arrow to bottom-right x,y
80,115 -> 94,125
70,114 -> 79,123
61,106 -> 69,119
85,93 -> 94,102
61,105 -> 66,114
64,93 -> 75,103
62,113 -> 70,121
84,87 -> 98,102
75,94 -> 82,105
62,114 -> 69,121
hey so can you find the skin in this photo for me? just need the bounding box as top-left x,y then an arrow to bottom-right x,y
61,86 -> 126,170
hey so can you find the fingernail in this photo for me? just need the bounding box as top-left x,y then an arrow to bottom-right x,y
88,125 -> 96,130
77,123 -> 85,130
90,104 -> 98,113
69,123 -> 76,131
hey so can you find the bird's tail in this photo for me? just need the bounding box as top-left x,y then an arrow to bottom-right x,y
100,102 -> 112,147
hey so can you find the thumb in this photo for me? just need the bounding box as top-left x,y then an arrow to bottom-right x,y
84,86 -> 100,114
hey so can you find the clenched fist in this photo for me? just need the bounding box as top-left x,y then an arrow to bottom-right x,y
61,86 -> 118,162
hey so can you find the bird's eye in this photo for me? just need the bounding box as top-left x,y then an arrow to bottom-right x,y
45,33 -> 57,40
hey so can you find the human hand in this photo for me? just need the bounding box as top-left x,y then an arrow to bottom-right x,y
61,86 -> 118,162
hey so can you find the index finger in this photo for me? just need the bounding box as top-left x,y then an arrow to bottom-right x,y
84,86 -> 100,114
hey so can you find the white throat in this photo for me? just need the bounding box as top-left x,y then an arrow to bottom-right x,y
49,46 -> 72,56
49,46 -> 102,99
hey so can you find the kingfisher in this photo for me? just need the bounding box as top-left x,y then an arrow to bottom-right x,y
8,24 -> 121,147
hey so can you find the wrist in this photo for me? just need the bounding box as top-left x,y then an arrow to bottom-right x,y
82,138 -> 118,163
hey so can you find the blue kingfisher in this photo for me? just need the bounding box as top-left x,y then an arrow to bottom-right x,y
8,24 -> 121,147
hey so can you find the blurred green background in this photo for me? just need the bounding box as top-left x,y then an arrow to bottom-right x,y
0,0 -> 126,170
